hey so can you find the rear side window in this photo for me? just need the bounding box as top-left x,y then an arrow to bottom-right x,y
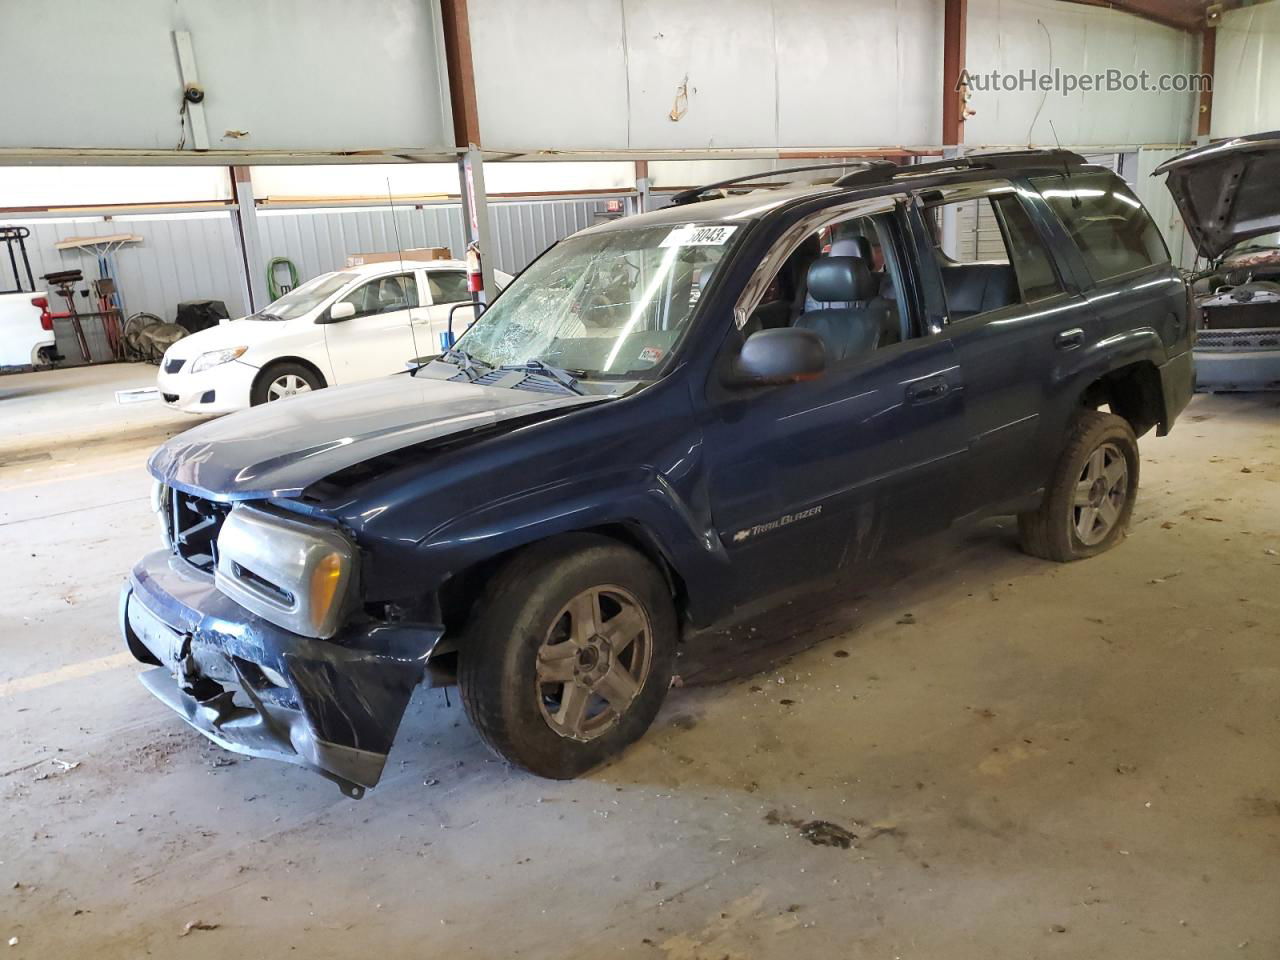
1033,173 -> 1169,281
925,188 -> 1064,322
428,270 -> 470,304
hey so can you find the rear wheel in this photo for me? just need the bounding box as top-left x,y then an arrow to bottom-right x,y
458,535 -> 676,778
251,362 -> 323,406
1018,410 -> 1139,562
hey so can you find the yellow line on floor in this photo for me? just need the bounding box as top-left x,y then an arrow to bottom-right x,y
0,651 -> 136,699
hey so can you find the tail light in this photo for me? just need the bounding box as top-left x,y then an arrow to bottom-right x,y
30,296 -> 52,331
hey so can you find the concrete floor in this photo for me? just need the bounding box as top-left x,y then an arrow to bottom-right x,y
2,362 -> 1278,959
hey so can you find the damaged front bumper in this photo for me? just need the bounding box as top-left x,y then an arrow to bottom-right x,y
120,549 -> 443,798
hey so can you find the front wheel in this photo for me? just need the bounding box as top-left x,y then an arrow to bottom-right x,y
251,362 -> 324,406
458,535 -> 677,778
1018,410 -> 1140,562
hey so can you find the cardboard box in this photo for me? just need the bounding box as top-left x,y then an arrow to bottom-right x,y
345,246 -> 451,267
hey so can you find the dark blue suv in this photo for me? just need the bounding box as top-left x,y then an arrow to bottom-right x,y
121,150 -> 1195,796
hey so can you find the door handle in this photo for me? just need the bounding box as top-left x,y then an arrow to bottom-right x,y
1054,327 -> 1085,350
906,377 -> 950,404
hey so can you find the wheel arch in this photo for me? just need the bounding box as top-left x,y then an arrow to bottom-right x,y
434,522 -> 694,648
1078,359 -> 1165,438
252,356 -> 329,395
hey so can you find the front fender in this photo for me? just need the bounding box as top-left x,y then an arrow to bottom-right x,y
418,465 -> 730,628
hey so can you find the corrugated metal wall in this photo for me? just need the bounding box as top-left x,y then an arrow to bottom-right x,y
259,196 -> 621,281
488,198 -> 618,273
258,206 -> 467,288
1,212 -> 247,365
2,195 -> 625,365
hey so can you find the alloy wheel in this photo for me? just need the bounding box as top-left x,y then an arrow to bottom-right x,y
535,585 -> 653,741
266,373 -> 312,401
1072,441 -> 1128,546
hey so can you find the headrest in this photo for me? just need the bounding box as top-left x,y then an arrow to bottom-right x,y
830,235 -> 872,261
807,256 -> 877,303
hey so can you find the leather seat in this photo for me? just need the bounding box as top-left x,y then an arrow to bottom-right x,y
746,299 -> 793,334
833,235 -> 872,261
939,263 -> 1018,320
794,257 -> 888,362
803,235 -> 874,312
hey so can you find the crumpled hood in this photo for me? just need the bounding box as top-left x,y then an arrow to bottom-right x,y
149,373 -> 604,501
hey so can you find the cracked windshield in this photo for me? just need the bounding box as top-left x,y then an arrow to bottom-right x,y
450,223 -> 740,380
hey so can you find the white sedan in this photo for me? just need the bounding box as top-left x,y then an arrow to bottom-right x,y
157,260 -> 511,414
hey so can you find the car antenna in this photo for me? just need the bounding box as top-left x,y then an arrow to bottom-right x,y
1048,121 -> 1082,208
387,178 -> 423,362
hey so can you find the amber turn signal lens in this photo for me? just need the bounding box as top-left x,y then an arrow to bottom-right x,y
308,552 -> 344,628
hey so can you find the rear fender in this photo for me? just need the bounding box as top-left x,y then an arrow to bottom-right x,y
1076,327 -> 1194,434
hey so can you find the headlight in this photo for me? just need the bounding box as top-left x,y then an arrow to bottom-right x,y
191,346 -> 248,373
214,504 -> 355,639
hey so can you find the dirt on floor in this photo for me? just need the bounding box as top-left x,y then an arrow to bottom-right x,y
1,364 -> 1278,959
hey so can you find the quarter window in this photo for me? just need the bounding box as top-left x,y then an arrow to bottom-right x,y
1033,172 -> 1169,281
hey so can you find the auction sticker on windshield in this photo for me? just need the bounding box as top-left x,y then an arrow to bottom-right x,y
661,224 -> 738,248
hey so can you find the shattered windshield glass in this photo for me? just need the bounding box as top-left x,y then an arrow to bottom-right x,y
453,222 -> 741,378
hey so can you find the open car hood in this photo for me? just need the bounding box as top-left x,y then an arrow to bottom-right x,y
149,373 -> 603,501
1155,132 -> 1280,260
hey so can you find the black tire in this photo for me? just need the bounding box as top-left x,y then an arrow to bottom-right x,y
250,361 -> 324,406
458,534 -> 677,778
1018,410 -> 1140,562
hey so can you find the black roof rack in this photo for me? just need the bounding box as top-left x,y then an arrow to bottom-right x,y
667,160 -> 898,207
832,149 -> 1089,187
665,149 -> 1092,209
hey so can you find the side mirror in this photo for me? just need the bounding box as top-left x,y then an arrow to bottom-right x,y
444,300 -> 484,347
322,301 -> 356,323
727,327 -> 826,386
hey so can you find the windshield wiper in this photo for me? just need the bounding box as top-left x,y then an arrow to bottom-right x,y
499,359 -> 585,395
439,346 -> 491,381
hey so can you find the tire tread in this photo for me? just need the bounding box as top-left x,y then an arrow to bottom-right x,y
457,534 -> 675,778
1018,410 -> 1139,563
